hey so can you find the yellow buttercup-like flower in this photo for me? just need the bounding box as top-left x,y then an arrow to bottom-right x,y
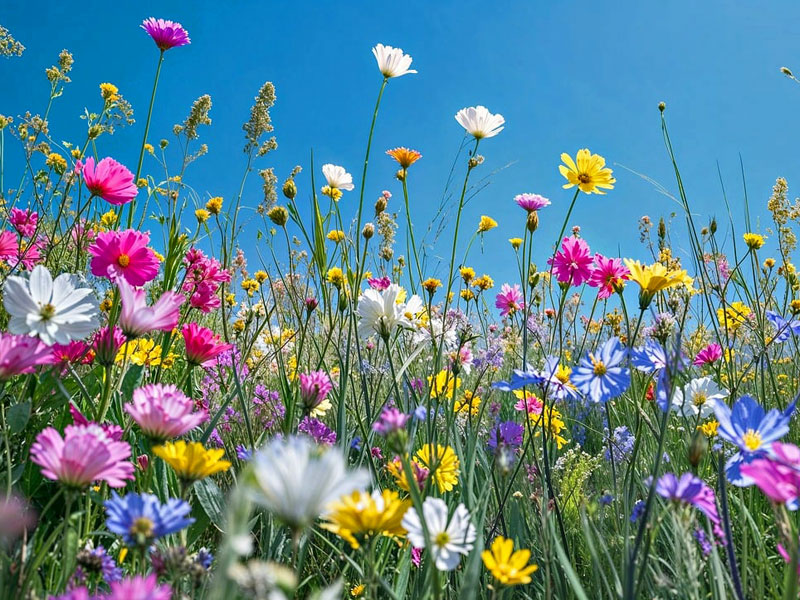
454,390 -> 481,416
717,301 -> 751,333
327,230 -> 346,243
477,215 -> 498,233
624,260 -> 689,308
482,536 -> 538,586
529,405 -> 568,449
559,149 -> 615,195
428,369 -> 461,399
153,441 -> 231,482
321,489 -> 410,549
116,339 -> 176,368
698,419 -> 720,437
422,278 -> 442,295
415,444 -> 460,493
327,267 -> 345,288
509,237 -> 523,250
743,232 -> 765,250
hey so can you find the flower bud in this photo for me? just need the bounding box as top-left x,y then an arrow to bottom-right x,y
282,179 -> 297,200
362,223 -> 375,239
527,211 -> 539,233
267,205 -> 289,227
375,196 -> 387,215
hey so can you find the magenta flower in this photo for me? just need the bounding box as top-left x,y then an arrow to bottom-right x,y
9,208 -> 38,238
141,17 -> 191,51
125,383 -> 207,441
740,442 -> 800,508
93,326 -> 127,367
0,230 -> 18,262
182,248 -> 230,313
181,322 -> 233,367
655,472 -> 720,526
587,254 -> 629,299
514,193 -> 550,212
368,276 -> 392,291
547,237 -> 593,286
107,574 -> 172,600
117,278 -> 184,338
693,343 -> 723,366
0,333 -> 53,379
81,157 -> 137,205
30,424 -> 134,488
373,406 -> 410,435
51,340 -> 94,368
298,370 -> 333,410
89,230 -> 160,286
494,283 -> 524,316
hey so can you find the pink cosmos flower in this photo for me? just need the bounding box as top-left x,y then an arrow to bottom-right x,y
182,248 -> 230,313
125,383 -> 207,441
693,343 -> 723,366
89,230 -> 159,286
368,276 -> 392,291
547,237 -> 593,286
93,326 -> 127,367
587,254 -> 629,299
30,424 -> 134,488
9,208 -> 38,238
117,278 -> 184,338
514,392 -> 543,415
298,370 -> 333,410
181,322 -> 233,367
740,442 -> 800,507
514,193 -> 551,212
81,157 -> 138,205
107,574 -> 172,600
0,333 -> 53,379
51,340 -> 94,367
0,230 -> 17,261
7,237 -> 44,271
495,283 -> 525,316
141,17 -> 191,51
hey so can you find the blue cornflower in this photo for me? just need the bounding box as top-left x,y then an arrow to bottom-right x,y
492,363 -> 544,392
235,444 -> 253,461
105,492 -> 194,547
195,547 -> 214,569
630,500 -> 646,523
538,356 -> 582,401
599,493 -> 614,506
487,421 -> 524,450
350,436 -> 363,451
604,426 -> 635,463
571,337 -> 630,403
766,310 -> 800,343
712,394 -> 797,485
413,405 -> 428,421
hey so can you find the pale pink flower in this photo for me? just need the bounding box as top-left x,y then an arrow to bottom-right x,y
125,383 -> 207,441
514,193 -> 550,212
117,278 -> 184,338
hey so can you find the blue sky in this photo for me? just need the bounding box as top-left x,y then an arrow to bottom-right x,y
3,1 -> 800,288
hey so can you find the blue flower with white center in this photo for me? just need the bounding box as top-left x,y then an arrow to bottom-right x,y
105,492 -> 194,547
571,337 -> 630,403
712,394 -> 796,486
765,310 -> 800,343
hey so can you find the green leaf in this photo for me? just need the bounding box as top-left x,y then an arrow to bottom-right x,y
194,478 -> 225,530
120,365 -> 144,399
7,401 -> 31,434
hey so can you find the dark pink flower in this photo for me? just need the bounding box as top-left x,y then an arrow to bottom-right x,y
298,370 -> 333,410
141,17 -> 191,51
0,333 -> 53,379
0,230 -> 17,261
495,283 -> 524,316
82,157 -> 137,205
588,254 -> 629,299
740,442 -> 800,507
547,237 -> 593,286
89,230 -> 159,286
9,208 -> 38,238
368,276 -> 392,291
182,322 -> 233,367
182,248 -> 230,313
51,340 -> 94,367
93,326 -> 127,367
693,343 -> 723,366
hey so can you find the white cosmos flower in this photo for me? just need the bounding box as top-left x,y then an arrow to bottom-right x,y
3,265 -> 99,345
671,376 -> 728,419
321,164 -> 354,192
356,284 -> 423,340
372,43 -> 417,78
246,436 -> 369,530
402,497 -> 476,571
454,105 -> 505,139
412,315 -> 458,350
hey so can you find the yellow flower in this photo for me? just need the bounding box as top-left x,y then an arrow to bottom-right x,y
472,274 -> 494,291
350,584 -> 366,597
327,267 -> 345,288
241,278 -> 259,296
428,369 -> 461,399
46,152 -> 67,174
321,489 -> 410,549
482,536 -> 538,586
100,209 -> 118,229
153,441 -> 231,482
509,237 -> 523,250
717,301 -> 751,333
116,339 -> 175,368
764,258 -> 776,269
698,420 -> 719,437
743,232 -> 765,250
623,260 -> 689,308
206,196 -> 223,215
559,149 -> 615,194
144,143 -> 155,154
195,209 -> 210,223
321,186 -> 343,201
151,249 -> 165,262
99,82 -> 119,102
529,405 -> 568,449
422,278 -> 442,295
478,215 -> 498,233
386,147 -> 422,170
415,444 -> 460,493
255,270 -> 268,283
460,267 -> 475,283
118,547 -> 128,563
454,390 -> 481,416
460,288 -> 475,301
327,230 -> 346,243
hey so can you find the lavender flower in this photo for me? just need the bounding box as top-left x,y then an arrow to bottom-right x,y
604,426 -> 635,464
487,421 -> 524,450
298,417 -> 336,446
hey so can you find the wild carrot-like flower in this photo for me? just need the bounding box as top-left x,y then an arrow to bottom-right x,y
31,424 -> 134,488
125,383 -> 206,441
571,336 -> 630,403
402,497 -> 476,571
81,157 -> 138,205
495,283 -> 524,316
482,536 -> 538,586
455,106 -> 505,139
181,322 -> 233,367
141,17 -> 191,51
588,254 -> 629,299
322,489 -> 410,549
548,237 -> 593,286
117,277 -> 184,338
3,265 -> 99,345
558,149 -> 615,194
0,332 -> 52,379
372,43 -> 416,78
105,491 -> 194,546
89,230 -> 160,286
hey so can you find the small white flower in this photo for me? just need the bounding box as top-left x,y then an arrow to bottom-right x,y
3,265 -> 99,345
454,105 -> 505,139
247,436 -> 369,530
356,284 -> 423,339
402,497 -> 476,571
671,376 -> 728,419
321,164 -> 354,192
372,43 -> 417,78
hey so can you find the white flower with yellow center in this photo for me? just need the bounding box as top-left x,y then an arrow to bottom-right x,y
356,284 -> 423,340
454,105 -> 505,139
321,164 -> 354,192
372,43 -> 417,78
402,497 -> 475,571
672,376 -> 728,419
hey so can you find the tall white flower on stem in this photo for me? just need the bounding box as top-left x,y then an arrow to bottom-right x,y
356,284 -> 423,340
372,43 -> 417,78
455,106 -> 505,139
246,436 -> 369,531
321,164 -> 355,192
3,265 -> 99,345
402,497 -> 476,571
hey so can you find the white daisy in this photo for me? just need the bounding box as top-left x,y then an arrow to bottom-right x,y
321,164 -> 354,192
402,497 -> 476,571
356,284 -> 423,340
246,436 -> 369,531
3,265 -> 99,345
454,105 -> 505,139
372,43 -> 417,78
671,376 -> 728,419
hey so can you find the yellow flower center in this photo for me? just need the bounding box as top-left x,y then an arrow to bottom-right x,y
742,429 -> 762,451
578,173 -> 591,184
692,392 -> 707,406
117,253 -> 131,267
130,517 -> 154,538
590,354 -> 607,376
555,365 -> 571,384
39,303 -> 56,320
434,531 -> 451,547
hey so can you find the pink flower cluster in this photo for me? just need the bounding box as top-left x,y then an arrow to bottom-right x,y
548,238 -> 629,299
183,248 -> 231,312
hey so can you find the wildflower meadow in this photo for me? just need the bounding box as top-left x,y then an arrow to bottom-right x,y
3,11 -> 800,600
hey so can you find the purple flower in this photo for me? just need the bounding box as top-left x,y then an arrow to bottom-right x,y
373,406 -> 410,435
694,528 -> 712,556
605,426 -> 634,463
630,500 -> 646,522
599,494 -> 614,506
141,18 -> 190,51
76,543 -> 122,583
298,417 -> 336,446
235,445 -> 253,461
655,472 -> 720,526
514,193 -> 550,212
487,421 -> 524,450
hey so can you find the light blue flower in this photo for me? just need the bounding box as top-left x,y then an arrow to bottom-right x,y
571,337 -> 630,403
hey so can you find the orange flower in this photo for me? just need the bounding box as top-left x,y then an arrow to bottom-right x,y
386,147 -> 422,169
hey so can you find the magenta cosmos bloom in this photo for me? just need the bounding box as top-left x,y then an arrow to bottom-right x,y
514,193 -> 550,212
141,17 -> 191,51
81,157 -> 138,205
693,343 -> 723,366
181,322 -> 233,367
495,283 -> 524,316
9,208 -> 38,238
125,383 -> 206,441
89,230 -> 160,286
740,442 -> 800,509
655,472 -> 720,526
587,254 -> 629,299
0,333 -> 53,379
548,237 -> 593,286
117,278 -> 184,338
93,326 -> 127,367
30,424 -> 134,488
298,370 -> 333,410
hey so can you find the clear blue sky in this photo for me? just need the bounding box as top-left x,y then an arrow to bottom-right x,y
3,1 -> 800,287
